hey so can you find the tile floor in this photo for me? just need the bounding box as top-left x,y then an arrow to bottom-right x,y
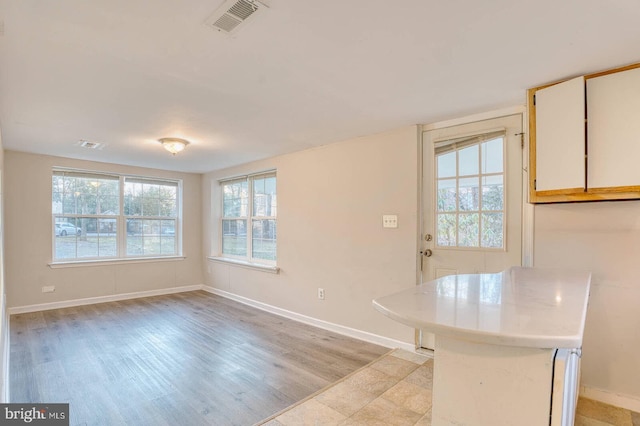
259,349 -> 640,426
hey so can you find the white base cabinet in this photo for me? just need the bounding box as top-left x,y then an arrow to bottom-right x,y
373,268 -> 591,426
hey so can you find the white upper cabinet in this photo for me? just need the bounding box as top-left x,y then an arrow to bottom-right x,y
587,67 -> 640,189
535,76 -> 585,192
529,63 -> 640,203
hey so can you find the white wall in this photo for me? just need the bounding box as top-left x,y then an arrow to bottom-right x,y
4,151 -> 203,308
202,126 -> 419,344
201,121 -> 640,408
0,131 -> 8,401
534,202 -> 640,409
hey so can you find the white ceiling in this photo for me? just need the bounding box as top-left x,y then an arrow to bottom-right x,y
0,0 -> 639,173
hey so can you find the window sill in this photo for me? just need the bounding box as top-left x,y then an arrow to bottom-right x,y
49,256 -> 186,269
207,256 -> 280,274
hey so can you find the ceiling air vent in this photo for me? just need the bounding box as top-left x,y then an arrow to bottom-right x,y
205,0 -> 267,35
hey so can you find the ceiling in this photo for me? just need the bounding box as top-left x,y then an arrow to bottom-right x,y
0,0 -> 639,173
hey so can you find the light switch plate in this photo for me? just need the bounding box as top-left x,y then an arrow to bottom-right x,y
383,215 -> 398,228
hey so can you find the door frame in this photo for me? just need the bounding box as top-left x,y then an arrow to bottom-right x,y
415,105 -> 534,350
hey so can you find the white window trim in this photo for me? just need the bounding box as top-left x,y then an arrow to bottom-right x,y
49,256 -> 186,268
207,256 -> 280,274
52,168 -> 183,262
218,170 -> 277,266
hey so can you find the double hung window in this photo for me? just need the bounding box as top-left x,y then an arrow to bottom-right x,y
52,169 -> 181,261
124,178 -> 179,256
220,172 -> 277,263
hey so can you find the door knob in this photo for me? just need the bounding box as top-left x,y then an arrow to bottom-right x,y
421,249 -> 433,257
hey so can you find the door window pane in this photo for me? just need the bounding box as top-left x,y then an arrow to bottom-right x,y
482,213 -> 504,248
434,135 -> 505,249
437,214 -> 457,246
437,152 -> 456,178
482,138 -> 503,174
458,177 -> 479,211
458,145 -> 479,176
437,179 -> 457,212
482,175 -> 504,211
458,213 -> 479,247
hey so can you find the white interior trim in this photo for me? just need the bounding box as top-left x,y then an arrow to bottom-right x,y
49,256 -> 186,269
580,385 -> 640,413
202,286 -> 416,352
422,106 -> 526,131
7,284 -> 202,315
521,108 -> 535,267
415,125 -> 424,287
207,256 -> 280,274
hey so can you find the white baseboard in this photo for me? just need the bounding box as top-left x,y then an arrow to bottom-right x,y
202,285 -> 416,352
580,385 -> 640,413
7,285 -> 203,315
8,284 -> 414,352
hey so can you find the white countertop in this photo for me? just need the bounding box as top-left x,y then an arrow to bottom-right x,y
373,267 -> 591,349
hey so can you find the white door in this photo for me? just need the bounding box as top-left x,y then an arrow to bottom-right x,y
419,114 -> 523,349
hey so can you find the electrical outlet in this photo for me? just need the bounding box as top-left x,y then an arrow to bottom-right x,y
383,214 -> 398,228
318,288 -> 325,300
42,285 -> 55,293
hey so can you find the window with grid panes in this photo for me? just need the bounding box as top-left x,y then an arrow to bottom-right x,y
221,172 -> 276,263
52,169 -> 181,261
124,177 -> 179,257
434,132 -> 505,249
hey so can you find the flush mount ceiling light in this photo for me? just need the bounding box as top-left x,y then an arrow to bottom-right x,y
75,139 -> 105,150
159,138 -> 190,155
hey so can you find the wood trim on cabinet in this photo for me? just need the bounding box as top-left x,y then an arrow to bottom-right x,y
530,191 -> 640,204
584,62 -> 640,80
588,185 -> 640,194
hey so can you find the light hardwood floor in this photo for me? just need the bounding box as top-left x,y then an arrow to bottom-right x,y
10,291 -> 389,426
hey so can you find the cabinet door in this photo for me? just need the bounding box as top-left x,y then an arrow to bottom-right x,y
534,76 -> 585,192
587,67 -> 640,189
